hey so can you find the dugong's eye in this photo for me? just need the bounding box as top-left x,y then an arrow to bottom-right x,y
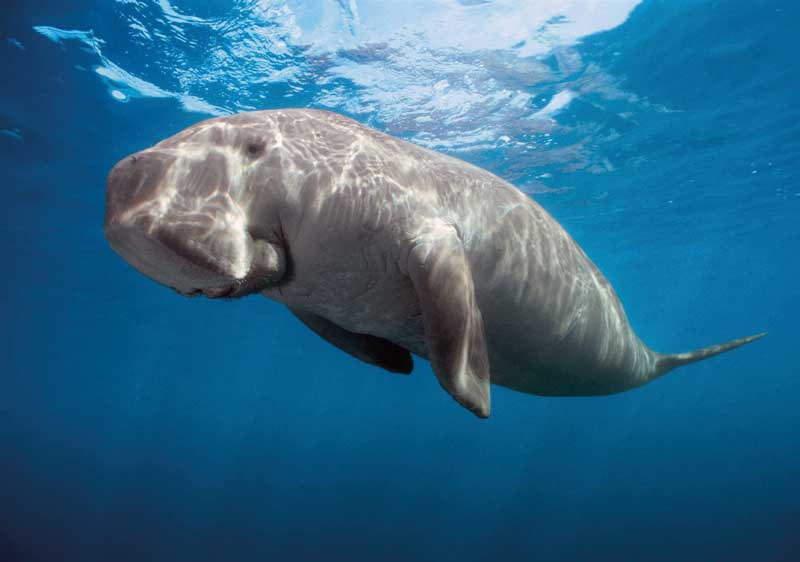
246,140 -> 265,158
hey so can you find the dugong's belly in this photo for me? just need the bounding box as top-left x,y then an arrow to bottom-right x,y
322,281 -> 428,359
268,236 -> 430,359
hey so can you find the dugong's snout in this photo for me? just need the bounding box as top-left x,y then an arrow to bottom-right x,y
104,149 -> 286,299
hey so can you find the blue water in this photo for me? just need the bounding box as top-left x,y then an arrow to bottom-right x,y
2,1 -> 799,560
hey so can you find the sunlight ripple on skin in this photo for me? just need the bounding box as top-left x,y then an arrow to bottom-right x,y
104,109 -> 765,417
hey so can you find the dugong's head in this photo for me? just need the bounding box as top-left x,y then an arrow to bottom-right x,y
104,116 -> 286,298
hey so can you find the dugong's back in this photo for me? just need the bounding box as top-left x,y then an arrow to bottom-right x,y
206,109 -> 649,395
385,141 -> 655,396
304,109 -> 761,397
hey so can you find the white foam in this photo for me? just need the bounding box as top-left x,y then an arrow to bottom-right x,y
532,90 -> 577,119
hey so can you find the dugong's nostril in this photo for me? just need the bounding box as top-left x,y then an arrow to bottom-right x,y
130,155 -> 138,164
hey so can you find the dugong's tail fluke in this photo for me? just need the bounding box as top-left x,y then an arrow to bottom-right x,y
654,332 -> 767,377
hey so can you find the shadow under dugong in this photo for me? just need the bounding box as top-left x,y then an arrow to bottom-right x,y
104,109 -> 765,418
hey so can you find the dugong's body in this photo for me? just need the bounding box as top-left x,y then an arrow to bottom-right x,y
105,109 -> 763,417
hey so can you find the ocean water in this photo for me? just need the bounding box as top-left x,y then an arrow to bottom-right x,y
2,1 -> 798,560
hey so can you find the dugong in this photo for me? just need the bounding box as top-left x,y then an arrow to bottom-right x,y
104,109 -> 764,417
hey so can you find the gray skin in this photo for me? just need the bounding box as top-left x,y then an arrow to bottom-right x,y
105,109 -> 765,418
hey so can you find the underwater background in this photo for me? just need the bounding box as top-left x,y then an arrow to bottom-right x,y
1,0 -> 798,560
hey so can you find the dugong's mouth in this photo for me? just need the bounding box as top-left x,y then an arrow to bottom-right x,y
203,285 -> 235,299
179,285 -> 237,299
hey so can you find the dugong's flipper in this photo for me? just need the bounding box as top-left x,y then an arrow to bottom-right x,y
406,224 -> 491,418
290,309 -> 414,374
